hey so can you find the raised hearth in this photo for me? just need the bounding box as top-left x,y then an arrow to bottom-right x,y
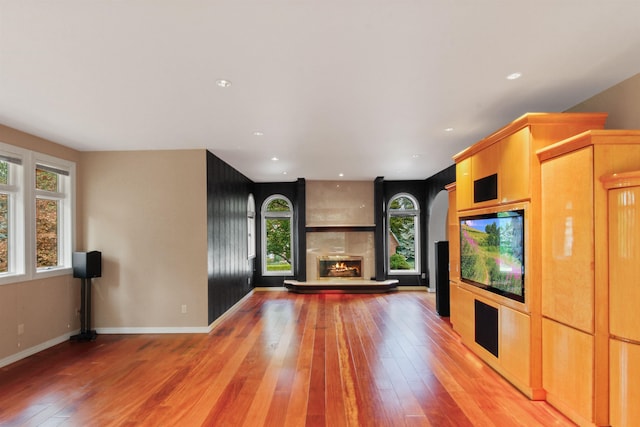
283,279 -> 398,294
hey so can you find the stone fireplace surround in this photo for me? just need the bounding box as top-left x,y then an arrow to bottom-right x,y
284,180 -> 398,292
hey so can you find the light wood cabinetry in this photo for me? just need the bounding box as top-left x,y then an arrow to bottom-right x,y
450,112 -> 607,401
446,183 -> 462,332
538,131 -> 640,426
446,183 -> 459,283
453,112 -> 607,211
603,171 -> 640,427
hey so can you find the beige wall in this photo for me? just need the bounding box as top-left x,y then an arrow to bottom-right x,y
0,125 -> 81,364
567,72 -> 640,129
79,150 -> 209,331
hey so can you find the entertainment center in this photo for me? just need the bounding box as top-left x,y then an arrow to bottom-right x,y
449,112 -> 607,399
449,113 -> 640,426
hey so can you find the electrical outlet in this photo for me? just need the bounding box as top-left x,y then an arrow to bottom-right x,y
17,324 -> 24,335
181,304 -> 187,314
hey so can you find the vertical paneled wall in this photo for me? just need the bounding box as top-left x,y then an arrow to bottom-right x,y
206,151 -> 254,324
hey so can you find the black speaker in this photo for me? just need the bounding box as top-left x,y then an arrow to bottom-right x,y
434,241 -> 450,316
473,173 -> 498,203
73,251 -> 102,278
475,299 -> 499,357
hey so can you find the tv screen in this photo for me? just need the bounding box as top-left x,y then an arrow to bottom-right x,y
459,209 -> 525,302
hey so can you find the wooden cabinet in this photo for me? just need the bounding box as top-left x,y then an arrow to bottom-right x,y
538,131 -> 640,426
603,171 -> 640,427
453,113 -> 607,212
450,112 -> 607,401
446,183 -> 459,282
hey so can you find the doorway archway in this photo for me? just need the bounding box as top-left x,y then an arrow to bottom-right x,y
427,190 -> 448,291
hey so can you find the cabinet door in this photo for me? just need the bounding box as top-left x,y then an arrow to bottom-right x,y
540,146 -> 594,333
610,339 -> 640,427
543,318 -> 594,425
456,158 -> 472,211
500,306 -> 531,387
471,142 -> 500,208
499,127 -> 530,203
609,184 -> 640,342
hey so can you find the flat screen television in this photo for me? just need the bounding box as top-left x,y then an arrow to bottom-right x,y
459,209 -> 525,303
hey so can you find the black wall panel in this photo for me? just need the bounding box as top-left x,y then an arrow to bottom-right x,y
382,179 -> 428,286
206,151 -> 254,324
253,179 -> 306,287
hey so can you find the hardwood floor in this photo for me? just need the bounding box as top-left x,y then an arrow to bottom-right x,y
0,291 -> 574,426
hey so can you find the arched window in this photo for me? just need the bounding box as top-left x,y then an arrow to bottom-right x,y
261,195 -> 294,276
388,193 -> 420,274
247,194 -> 256,259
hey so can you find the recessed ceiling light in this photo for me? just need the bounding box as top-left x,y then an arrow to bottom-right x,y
253,131 -> 264,136
506,72 -> 522,80
271,156 -> 279,161
338,173 -> 344,177
282,171 -> 288,175
412,154 -> 420,159
216,79 -> 232,88
445,127 -> 454,132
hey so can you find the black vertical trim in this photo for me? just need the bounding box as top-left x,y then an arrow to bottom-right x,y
295,178 -> 307,282
374,177 -> 386,281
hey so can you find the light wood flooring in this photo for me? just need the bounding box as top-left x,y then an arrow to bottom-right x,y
0,290 -> 575,426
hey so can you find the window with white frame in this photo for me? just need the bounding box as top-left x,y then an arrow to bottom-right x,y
35,159 -> 73,271
0,150 -> 24,276
261,195 -> 293,276
0,141 -> 74,284
388,193 -> 420,274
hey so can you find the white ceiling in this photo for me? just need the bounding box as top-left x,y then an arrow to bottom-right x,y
1,1 -> 640,182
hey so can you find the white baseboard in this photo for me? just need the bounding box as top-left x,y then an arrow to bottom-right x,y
0,332 -> 76,369
96,326 -> 211,334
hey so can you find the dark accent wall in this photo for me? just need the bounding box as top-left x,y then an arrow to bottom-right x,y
206,151 -> 254,324
424,164 -> 456,284
382,179 -> 428,286
374,165 -> 455,285
253,178 -> 306,287
374,177 -> 386,280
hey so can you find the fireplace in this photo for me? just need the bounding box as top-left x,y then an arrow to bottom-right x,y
318,255 -> 363,279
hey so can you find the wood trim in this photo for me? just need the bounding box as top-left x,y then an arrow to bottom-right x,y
537,129 -> 640,162
600,170 -> 640,189
453,112 -> 608,162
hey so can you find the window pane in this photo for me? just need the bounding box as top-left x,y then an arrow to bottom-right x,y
267,198 -> 290,212
0,194 -> 7,272
265,218 -> 291,272
36,198 -> 58,268
36,168 -> 58,192
389,215 -> 416,270
390,196 -> 414,210
0,161 -> 8,185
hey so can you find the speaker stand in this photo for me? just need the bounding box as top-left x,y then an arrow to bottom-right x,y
71,277 -> 97,342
